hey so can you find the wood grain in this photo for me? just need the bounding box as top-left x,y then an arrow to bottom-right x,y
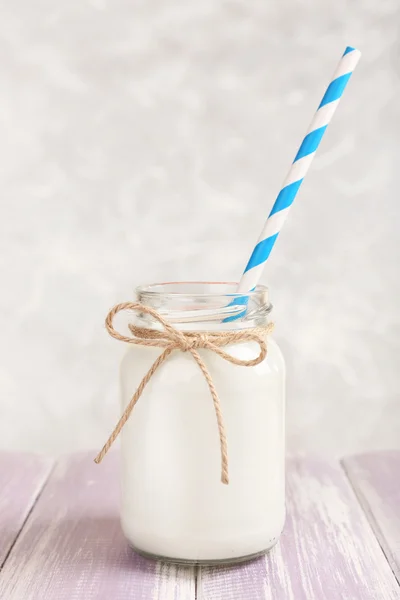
343,450 -> 400,584
0,453 -> 195,600
198,457 -> 400,600
0,452 -> 53,568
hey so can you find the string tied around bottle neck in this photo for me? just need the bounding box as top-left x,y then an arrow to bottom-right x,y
95,302 -> 274,484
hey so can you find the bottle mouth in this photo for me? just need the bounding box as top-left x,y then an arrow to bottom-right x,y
135,281 -> 272,329
137,280 -> 270,295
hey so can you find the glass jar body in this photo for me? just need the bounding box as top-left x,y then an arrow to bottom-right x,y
119,284 -> 285,564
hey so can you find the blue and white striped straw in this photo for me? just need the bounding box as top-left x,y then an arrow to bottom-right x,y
237,46 -> 361,293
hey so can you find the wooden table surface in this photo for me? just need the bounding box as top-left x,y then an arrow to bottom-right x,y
0,450 -> 399,599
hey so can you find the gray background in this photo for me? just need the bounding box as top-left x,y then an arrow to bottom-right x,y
1,0 -> 399,457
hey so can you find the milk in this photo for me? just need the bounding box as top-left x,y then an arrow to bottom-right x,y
120,337 -> 285,563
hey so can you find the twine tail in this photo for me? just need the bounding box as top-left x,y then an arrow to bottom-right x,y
94,347 -> 173,464
190,348 -> 230,485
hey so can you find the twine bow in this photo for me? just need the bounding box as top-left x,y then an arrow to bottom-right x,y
95,302 -> 273,484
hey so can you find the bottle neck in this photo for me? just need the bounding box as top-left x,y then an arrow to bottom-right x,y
135,281 -> 272,331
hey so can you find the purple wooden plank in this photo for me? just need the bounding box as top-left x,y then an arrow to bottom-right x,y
343,450 -> 400,584
0,452 -> 53,567
0,453 -> 195,600
198,457 -> 400,600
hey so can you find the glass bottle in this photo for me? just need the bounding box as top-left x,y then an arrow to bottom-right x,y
119,282 -> 285,565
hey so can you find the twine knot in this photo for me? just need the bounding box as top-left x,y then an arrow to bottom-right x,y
181,333 -> 208,351
95,302 -> 273,484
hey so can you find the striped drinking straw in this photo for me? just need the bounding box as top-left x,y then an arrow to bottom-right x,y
237,46 -> 361,294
